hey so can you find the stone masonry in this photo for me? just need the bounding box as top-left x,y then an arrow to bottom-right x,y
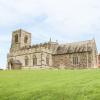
7,29 -> 98,69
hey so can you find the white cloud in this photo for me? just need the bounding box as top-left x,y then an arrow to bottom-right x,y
0,0 -> 100,32
0,0 -> 100,42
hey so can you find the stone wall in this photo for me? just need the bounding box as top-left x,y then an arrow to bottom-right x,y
52,52 -> 94,69
8,47 -> 53,69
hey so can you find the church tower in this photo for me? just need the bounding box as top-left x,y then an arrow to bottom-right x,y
10,29 -> 31,51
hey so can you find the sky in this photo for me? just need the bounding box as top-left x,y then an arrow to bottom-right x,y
0,0 -> 100,68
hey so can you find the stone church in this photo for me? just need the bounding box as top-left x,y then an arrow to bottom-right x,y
7,29 -> 98,69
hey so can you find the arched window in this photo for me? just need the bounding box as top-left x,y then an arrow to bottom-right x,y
73,56 -> 78,65
33,55 -> 37,66
15,34 -> 18,43
25,56 -> 29,66
46,55 -> 49,66
24,36 -> 28,43
76,57 -> 78,64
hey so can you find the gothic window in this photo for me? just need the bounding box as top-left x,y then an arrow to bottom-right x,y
46,55 -> 49,65
24,36 -> 28,43
25,56 -> 29,66
33,55 -> 37,66
15,34 -> 18,43
73,56 -> 78,65
73,57 -> 75,65
76,57 -> 78,64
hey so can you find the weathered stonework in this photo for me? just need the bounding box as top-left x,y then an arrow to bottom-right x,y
7,29 -> 98,69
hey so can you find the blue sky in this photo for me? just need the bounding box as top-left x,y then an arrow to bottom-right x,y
0,0 -> 100,68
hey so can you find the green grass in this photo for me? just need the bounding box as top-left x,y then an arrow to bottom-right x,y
0,69 -> 100,100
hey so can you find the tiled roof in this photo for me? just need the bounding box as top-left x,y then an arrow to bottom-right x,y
55,40 -> 95,54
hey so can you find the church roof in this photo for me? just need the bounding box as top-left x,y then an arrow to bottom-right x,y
55,39 -> 95,54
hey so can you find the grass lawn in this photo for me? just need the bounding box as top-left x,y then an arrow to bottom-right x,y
0,69 -> 100,100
